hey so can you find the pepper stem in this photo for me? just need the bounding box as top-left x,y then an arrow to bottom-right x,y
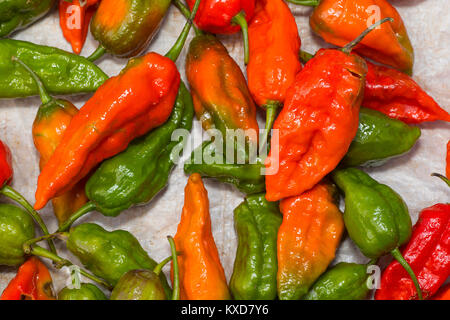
165,0 -> 201,62
391,248 -> 423,300
11,56 -> 52,104
285,0 -> 320,6
259,101 -> 280,154
86,45 -> 107,62
168,236 -> 180,300
56,201 -> 97,232
174,0 -> 203,36
231,11 -> 250,65
0,185 -> 56,254
431,173 -> 450,188
341,17 -> 394,54
299,50 -> 314,64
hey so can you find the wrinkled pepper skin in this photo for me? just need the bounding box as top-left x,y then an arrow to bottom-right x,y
0,257 -> 55,300
0,140 -> 13,187
229,193 -> 282,300
34,52 -> 180,210
58,283 -> 107,300
265,49 -> 367,201
363,61 -> 450,123
303,262 -> 371,300
375,204 -> 450,300
0,39 -> 108,98
110,270 -> 166,300
310,0 -> 414,74
342,108 -> 421,167
0,0 -> 55,37
66,223 -> 171,297
91,0 -> 172,57
0,204 -> 35,267
84,81 -> 193,216
277,182 -> 344,300
172,174 -> 231,300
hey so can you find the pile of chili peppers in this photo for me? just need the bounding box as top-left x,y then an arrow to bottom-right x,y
0,0 -> 448,301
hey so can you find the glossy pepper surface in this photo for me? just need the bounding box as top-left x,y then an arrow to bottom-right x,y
265,48 -> 366,201
58,283 -> 107,300
309,0 -> 414,74
172,174 -> 231,300
277,182 -> 344,300
375,203 -> 450,300
342,108 -> 421,167
246,0 -> 302,145
90,0 -> 172,58
0,0 -> 55,37
303,262 -> 371,300
332,167 -> 423,299
0,140 -> 13,187
0,39 -> 108,98
0,257 -> 55,300
229,193 -> 282,300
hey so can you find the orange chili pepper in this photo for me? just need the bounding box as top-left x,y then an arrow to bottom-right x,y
277,181 -> 344,300
447,141 -> 450,179
34,52 -> 180,210
247,0 -> 302,146
1,257 -> 55,300
309,0 -> 414,74
59,0 -> 99,54
433,284 -> 450,300
172,173 -> 231,300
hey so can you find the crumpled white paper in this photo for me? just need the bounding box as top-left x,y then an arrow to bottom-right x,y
0,0 -> 449,297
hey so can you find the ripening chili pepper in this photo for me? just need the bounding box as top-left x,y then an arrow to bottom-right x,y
229,193 -> 282,300
58,283 -> 108,300
0,0 -> 55,37
59,0 -> 99,54
332,167 -> 423,300
277,181 -> 344,300
34,2 -> 201,211
433,284 -> 450,300
172,174 -> 231,300
295,0 -> 414,74
375,203 -> 450,300
0,257 -> 55,300
246,0 -> 302,148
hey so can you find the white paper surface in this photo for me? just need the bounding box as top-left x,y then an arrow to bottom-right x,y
0,0 -> 449,296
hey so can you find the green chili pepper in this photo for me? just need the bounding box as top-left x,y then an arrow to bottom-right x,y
58,283 -> 108,300
0,0 -> 55,37
0,204 -> 35,266
332,167 -> 423,300
342,108 -> 421,167
229,194 -> 281,300
66,223 -> 172,298
303,262 -> 372,300
0,39 -> 108,98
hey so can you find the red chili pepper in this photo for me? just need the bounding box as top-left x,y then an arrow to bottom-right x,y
375,204 -> 450,300
433,283 -> 450,300
447,141 -> 450,179
0,140 -> 13,187
0,257 -> 55,300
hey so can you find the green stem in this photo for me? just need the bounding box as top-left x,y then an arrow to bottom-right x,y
23,233 -> 63,254
342,17 -> 393,54
11,56 -> 52,104
431,173 -> 450,188
56,202 -> 96,232
231,11 -> 250,65
87,45 -> 107,62
168,236 -> 180,300
285,0 -> 319,6
173,0 -> 202,36
259,101 -> 280,154
166,0 -> 201,61
391,248 -> 423,300
299,50 -> 314,64
153,256 -> 173,276
0,185 -> 56,254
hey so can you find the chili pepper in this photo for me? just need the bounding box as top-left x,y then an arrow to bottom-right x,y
303,262 -> 372,300
88,0 -> 172,60
332,167 -> 423,300
59,0 -> 99,54
447,141 -> 450,179
58,283 -> 108,300
34,2 -> 201,211
375,203 -> 450,300
433,284 -> 450,300
0,140 -> 12,187
111,236 -> 180,300
342,108 -> 421,167
0,39 -> 108,98
277,181 -> 344,300
0,257 -> 55,300
229,193 -> 281,300
0,0 -> 55,37
66,223 -> 171,297
247,0 -> 302,147
297,0 -> 414,74
172,174 -> 231,300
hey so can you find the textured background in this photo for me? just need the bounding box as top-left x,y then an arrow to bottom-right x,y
0,0 -> 449,296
